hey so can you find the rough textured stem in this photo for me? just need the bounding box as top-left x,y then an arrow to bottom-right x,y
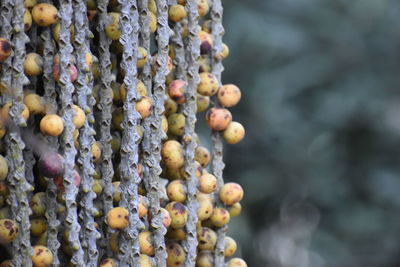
73,0 -> 100,265
59,0 -> 85,265
7,0 -> 33,266
96,0 -> 115,257
0,0 -> 13,104
182,0 -> 201,265
210,0 -> 227,266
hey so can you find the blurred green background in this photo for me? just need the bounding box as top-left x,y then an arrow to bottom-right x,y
202,0 -> 400,266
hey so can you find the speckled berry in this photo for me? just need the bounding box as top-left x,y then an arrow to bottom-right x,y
167,180 -> 187,203
167,113 -> 186,136
205,107 -> 232,131
197,72 -> 219,96
165,201 -> 188,229
168,4 -> 187,23
194,146 -> 211,168
0,219 -> 18,244
217,84 -> 241,107
219,182 -> 244,205
168,80 -> 187,104
161,140 -> 185,169
227,258 -> 247,267
223,121 -> 245,144
166,241 -> 186,266
198,173 -> 217,194
107,207 -> 129,230
0,39 -> 12,63
32,3 -> 58,27
32,245 -> 53,267
139,231 -> 155,256
210,207 -> 230,227
197,227 -> 217,251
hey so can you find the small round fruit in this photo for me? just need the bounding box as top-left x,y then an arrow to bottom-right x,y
168,80 -> 187,104
166,241 -> 186,266
30,192 -> 46,217
205,107 -> 232,131
32,3 -> 58,27
197,227 -> 217,250
168,4 -> 187,23
228,202 -> 242,217
24,8 -> 33,31
167,113 -> 185,136
217,84 -> 241,107
99,258 -> 117,267
0,156 -> 8,180
223,121 -> 245,144
139,195 -> 148,218
197,72 -> 219,96
52,63 -> 78,83
210,208 -> 230,227
0,219 -> 18,244
109,232 -> 119,253
24,0 -> 37,8
198,173 -> 217,194
92,142 -> 101,163
227,258 -> 247,267
105,12 -> 121,40
107,207 -> 129,230
196,94 -> 210,113
194,146 -> 211,168
139,254 -> 153,267
1,102 -> 30,122
196,251 -> 214,267
32,245 -> 53,267
198,0 -> 209,17
161,140 -> 185,169
219,182 -> 244,205
137,47 -> 148,68
166,228 -> 186,241
165,201 -> 188,229
52,22 -> 74,43
149,12 -> 157,33
24,53 -> 43,76
72,105 -> 86,129
37,151 -> 64,178
161,115 -> 169,134
30,219 -> 48,237
164,97 -> 178,117
0,39 -> 12,62
197,197 -> 214,221
224,236 -> 237,257
198,31 -> 213,55
167,180 -> 187,203
161,207 -> 172,228
136,96 -> 153,119
24,93 -> 45,115
139,231 -> 154,256
40,114 -> 64,136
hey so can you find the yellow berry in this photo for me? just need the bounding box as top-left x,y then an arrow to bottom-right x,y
32,245 -> 53,267
165,201 -> 188,229
0,219 -> 18,244
167,113 -> 185,136
30,219 -> 48,237
24,93 -> 45,115
197,72 -> 219,96
139,254 -> 153,267
219,182 -> 244,205
107,207 -> 129,230
72,104 -> 86,129
224,236 -> 237,257
227,258 -> 247,267
198,173 -> 217,194
149,12 -> 157,33
137,47 -> 148,68
197,0 -> 209,17
40,114 -> 64,136
197,227 -> 217,250
105,12 -> 121,40
0,155 -> 8,181
24,8 -> 33,31
139,231 -> 155,256
92,142 -> 101,163
217,84 -> 241,107
196,251 -> 214,267
228,202 -> 242,217
32,3 -> 58,27
167,180 -> 187,203
196,94 -> 210,113
210,207 -> 230,227
136,96 -> 153,119
166,241 -> 186,266
161,140 -> 185,169
168,4 -> 187,23
223,121 -> 245,144
194,146 -> 211,168
197,197 -> 214,221
99,258 -> 117,267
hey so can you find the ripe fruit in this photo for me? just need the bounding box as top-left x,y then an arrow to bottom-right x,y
198,31 -> 213,55
198,173 -> 217,194
166,241 -> 186,266
167,113 -> 185,136
99,258 -> 117,267
32,245 -> 53,267
32,3 -> 58,27
210,208 -> 230,227
197,72 -> 219,96
149,12 -> 157,33
52,63 -> 78,83
223,121 -> 245,144
197,227 -> 217,250
1,102 -> 30,122
136,96 -> 153,119
37,152 -> 64,178
161,140 -> 185,169
165,201 -> 188,229
139,195 -> 148,218
24,93 -> 45,115
219,182 -> 244,205
205,107 -> 232,131
40,114 -> 64,136
24,8 -> 33,31
0,219 -> 18,244
24,53 -> 43,76
198,0 -> 209,17
227,258 -> 247,267
52,22 -> 74,44
197,197 -> 214,221
139,254 -> 152,267
168,80 -> 187,104
194,146 -> 211,168
196,251 -> 214,267
0,156 -> 8,180
0,39 -> 12,62
164,97 -> 178,117
107,207 -> 129,230
139,231 -> 154,256
168,4 -> 187,23
167,180 -> 187,202
161,207 -> 172,228
72,105 -> 86,129
224,236 -> 237,257
217,84 -> 241,107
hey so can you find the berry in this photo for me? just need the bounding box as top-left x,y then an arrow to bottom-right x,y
168,4 -> 187,23
99,258 -> 117,267
0,219 -> 18,244
205,107 -> 232,131
107,207 -> 129,230
219,182 -> 244,205
37,152 -> 64,178
139,231 -> 155,256
167,180 -> 187,202
217,84 -> 241,107
224,236 -> 237,257
223,121 -> 245,144
167,113 -> 186,136
168,80 -> 187,104
161,140 -> 185,169
194,146 -> 211,168
0,39 -> 12,63
227,258 -> 247,267
198,172 -> 217,194
210,207 -> 230,227
32,3 -> 58,27
197,72 -> 219,96
32,245 -> 53,267
165,201 -> 188,229
24,93 -> 45,115
197,227 -> 217,250
0,155 -> 8,180
166,241 -> 186,266
72,105 -> 86,129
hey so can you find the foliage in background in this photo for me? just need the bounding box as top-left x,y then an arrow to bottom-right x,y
210,0 -> 400,266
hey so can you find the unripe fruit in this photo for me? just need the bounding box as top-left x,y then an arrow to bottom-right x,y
205,107 -> 232,131
1,102 -> 30,122
165,201 -> 188,229
161,115 -> 169,134
136,96 -> 153,119
194,146 -> 211,168
217,84 -> 241,107
0,39 -> 12,62
30,192 -> 46,217
196,251 -> 214,267
24,93 -> 45,115
32,3 -> 58,27
40,114 -> 64,136
196,94 -> 210,112
109,232 -> 119,253
223,121 -> 245,144
148,0 -> 157,14
198,31 -> 213,55
219,182 -> 244,205
161,140 -> 185,169
139,231 -> 154,256
227,258 -> 247,267
107,207 -> 129,230
37,152 -> 64,178
198,0 -> 209,17
167,180 -> 187,203
224,236 -> 237,257
166,228 -> 186,241
197,227 -> 217,250
72,104 -> 86,129
168,80 -> 187,104
30,219 -> 48,237
198,173 -> 217,194
210,207 -> 230,227
0,156 -> 8,180
92,179 -> 103,196
32,245 -> 53,267
197,197 -> 214,221
92,142 -> 101,163
24,8 -> 33,31
139,254 -> 153,267
197,72 -> 219,96
52,63 -> 78,83
165,97 -> 178,117
168,4 -> 187,23
137,47 -> 148,68
149,12 -> 157,33
166,242 -> 186,266
167,113 -> 185,136
0,219 -> 18,244
105,12 -> 121,40
99,258 -> 117,267
228,202 -> 242,217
